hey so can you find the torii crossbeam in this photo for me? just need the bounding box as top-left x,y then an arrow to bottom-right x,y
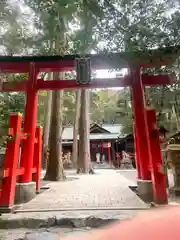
1,74 -> 175,92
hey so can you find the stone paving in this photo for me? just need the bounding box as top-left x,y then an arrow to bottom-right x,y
117,169 -> 180,204
1,169 -> 180,239
0,227 -> 93,240
0,169 -> 150,239
18,169 -> 146,210
117,169 -> 174,188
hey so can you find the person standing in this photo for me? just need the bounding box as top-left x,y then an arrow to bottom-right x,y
96,152 -> 100,164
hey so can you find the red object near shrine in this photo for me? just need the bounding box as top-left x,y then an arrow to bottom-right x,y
146,108 -> 168,204
131,68 -> 152,181
32,127 -> 43,193
19,63 -> 39,183
0,113 -> 42,211
134,123 -> 142,179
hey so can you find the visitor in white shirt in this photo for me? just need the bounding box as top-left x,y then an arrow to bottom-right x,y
96,152 -> 100,163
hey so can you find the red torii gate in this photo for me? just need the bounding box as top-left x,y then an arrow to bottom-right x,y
0,45 -> 179,210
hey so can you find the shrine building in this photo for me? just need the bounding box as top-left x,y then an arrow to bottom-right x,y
62,123 -> 134,165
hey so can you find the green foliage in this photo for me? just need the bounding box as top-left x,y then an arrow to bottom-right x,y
1,0 -> 180,139
25,0 -> 103,55
97,0 -> 176,52
0,73 -> 27,134
0,1 -> 35,55
0,92 -> 25,148
89,89 -> 132,130
0,93 -> 25,126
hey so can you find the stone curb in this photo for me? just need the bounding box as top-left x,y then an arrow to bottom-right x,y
0,216 -> 118,229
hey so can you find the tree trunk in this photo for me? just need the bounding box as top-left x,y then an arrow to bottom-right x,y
77,89 -> 94,174
72,90 -> 81,167
42,73 -> 52,169
43,73 -> 52,147
44,72 -> 66,181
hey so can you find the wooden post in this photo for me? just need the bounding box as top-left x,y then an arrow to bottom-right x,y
19,63 -> 38,183
146,108 -> 168,204
111,141 -> 116,166
0,113 -> 22,209
32,127 -> 42,193
101,141 -> 103,162
107,143 -> 111,165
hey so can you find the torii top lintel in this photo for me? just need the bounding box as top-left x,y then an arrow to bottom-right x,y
0,45 -> 180,73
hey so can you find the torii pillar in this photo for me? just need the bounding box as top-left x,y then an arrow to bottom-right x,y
18,63 -> 39,202
131,68 -> 153,202
146,108 -> 168,204
133,122 -> 141,179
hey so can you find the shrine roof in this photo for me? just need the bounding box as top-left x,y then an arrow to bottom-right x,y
101,124 -> 122,134
62,133 -> 122,140
62,126 -> 74,140
62,124 -> 124,140
88,133 -> 120,140
0,45 -> 180,71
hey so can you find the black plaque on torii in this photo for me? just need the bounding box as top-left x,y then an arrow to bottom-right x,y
75,58 -> 91,84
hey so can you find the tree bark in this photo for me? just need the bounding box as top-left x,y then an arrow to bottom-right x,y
42,73 -> 52,169
77,89 -> 94,174
44,72 -> 66,181
43,73 -> 52,147
72,90 -> 81,167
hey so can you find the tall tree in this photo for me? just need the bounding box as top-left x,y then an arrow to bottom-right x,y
76,11 -> 103,173
77,89 -> 91,173
42,86 -> 52,148
69,0 -> 103,173
42,73 -> 53,169
72,90 -> 81,167
25,0 -> 78,180
44,72 -> 65,180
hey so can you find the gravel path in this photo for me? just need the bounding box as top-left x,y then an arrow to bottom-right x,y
18,169 -> 146,211
0,169 -> 149,239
